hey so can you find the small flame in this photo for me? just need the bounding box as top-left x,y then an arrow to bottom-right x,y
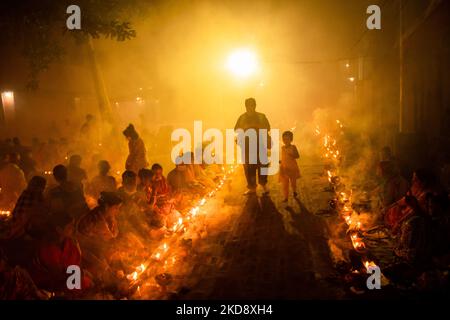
345,216 -> 352,225
0,210 -> 11,217
191,206 -> 199,216
137,263 -> 146,273
363,260 -> 377,270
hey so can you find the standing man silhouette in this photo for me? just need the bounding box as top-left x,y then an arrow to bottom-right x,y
234,98 -> 271,195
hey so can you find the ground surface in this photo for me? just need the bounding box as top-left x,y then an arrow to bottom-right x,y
177,164 -> 346,299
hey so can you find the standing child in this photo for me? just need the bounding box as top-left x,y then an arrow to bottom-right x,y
279,131 -> 301,202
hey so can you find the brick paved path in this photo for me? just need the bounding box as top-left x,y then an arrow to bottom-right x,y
178,165 -> 345,299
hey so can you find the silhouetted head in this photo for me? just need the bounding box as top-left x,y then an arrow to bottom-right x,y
123,124 -> 139,140
27,176 -> 47,194
121,170 -> 137,189
69,154 -> 82,167
245,97 -> 256,114
7,152 -> 20,164
97,191 -> 122,214
86,114 -> 94,122
53,165 -> 68,183
282,131 -> 294,145
12,137 -> 21,146
98,160 -> 111,176
138,168 -> 153,186
151,163 -> 164,180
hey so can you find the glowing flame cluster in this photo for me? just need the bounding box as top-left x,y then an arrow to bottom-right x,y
338,191 -> 365,251
0,210 -> 11,218
316,121 -> 377,268
126,165 -> 236,287
315,123 -> 341,161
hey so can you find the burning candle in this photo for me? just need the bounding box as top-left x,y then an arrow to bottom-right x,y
345,216 -> 352,225
190,207 -> 199,216
363,260 -> 377,270
353,241 -> 366,251
0,210 -> 11,218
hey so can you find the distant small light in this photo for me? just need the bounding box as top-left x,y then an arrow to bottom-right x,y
345,63 -> 350,68
348,77 -> 355,82
136,97 -> 142,102
2,91 -> 13,99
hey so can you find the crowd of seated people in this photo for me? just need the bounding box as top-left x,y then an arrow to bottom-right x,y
0,122 -> 226,299
369,146 -> 450,284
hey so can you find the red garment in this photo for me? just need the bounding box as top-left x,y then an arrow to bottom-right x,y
153,176 -> 170,196
31,237 -> 91,292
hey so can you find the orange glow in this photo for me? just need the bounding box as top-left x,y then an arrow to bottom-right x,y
226,49 -> 259,78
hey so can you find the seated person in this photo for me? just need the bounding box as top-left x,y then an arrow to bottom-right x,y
117,170 -> 139,206
67,155 -> 88,191
167,163 -> 187,192
116,170 -> 150,230
46,165 -> 88,220
87,160 -> 117,199
173,153 -> 209,192
193,163 -> 216,189
116,169 -> 155,240
151,163 -> 171,203
76,192 -> 122,284
384,168 -> 436,232
19,149 -> 37,181
30,227 -> 91,296
5,176 -> 48,240
0,249 -> 48,300
393,194 -> 432,268
375,160 -> 409,209
137,168 -> 154,204
0,153 -> 27,210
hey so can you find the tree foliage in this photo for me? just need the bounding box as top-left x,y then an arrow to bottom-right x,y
0,0 -> 141,89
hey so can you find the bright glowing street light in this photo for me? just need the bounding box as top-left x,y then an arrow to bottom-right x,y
226,49 -> 259,78
1,91 -> 15,124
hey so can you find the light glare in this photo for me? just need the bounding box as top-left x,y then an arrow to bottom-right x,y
226,49 -> 259,78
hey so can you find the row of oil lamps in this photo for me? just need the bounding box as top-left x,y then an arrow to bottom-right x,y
126,165 -> 236,291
